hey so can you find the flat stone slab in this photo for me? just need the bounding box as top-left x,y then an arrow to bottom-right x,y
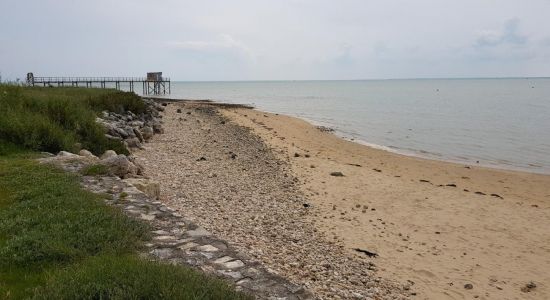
223,260 -> 245,269
196,244 -> 219,252
214,256 -> 234,264
186,227 -> 211,237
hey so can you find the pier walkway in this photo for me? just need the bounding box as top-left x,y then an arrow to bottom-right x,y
26,72 -> 170,95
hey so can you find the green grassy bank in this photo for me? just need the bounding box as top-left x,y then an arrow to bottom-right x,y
0,85 -> 249,299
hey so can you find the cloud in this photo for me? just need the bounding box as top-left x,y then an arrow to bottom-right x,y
167,34 -> 255,61
475,18 -> 527,48
468,18 -> 537,62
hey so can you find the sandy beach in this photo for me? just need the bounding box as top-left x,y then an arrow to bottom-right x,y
136,101 -> 550,300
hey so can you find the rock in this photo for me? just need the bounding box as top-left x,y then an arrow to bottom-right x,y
104,134 -> 123,141
123,178 -> 160,200
129,121 -> 144,127
125,137 -> 142,149
133,128 -> 144,142
141,126 -> 154,141
222,260 -> 245,269
294,153 -> 301,157
101,150 -> 117,160
101,154 -> 138,178
150,248 -> 174,259
521,281 -> 536,293
57,151 -> 79,158
152,123 -> 164,134
78,149 -> 97,158
187,227 -> 212,237
161,102 -> 168,106
115,127 -> 130,138
177,109 -> 182,113
196,244 -> 219,252
133,160 -> 145,175
464,283 -> 473,290
330,171 -> 345,177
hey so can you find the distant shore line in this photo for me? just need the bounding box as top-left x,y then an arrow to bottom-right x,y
143,96 -> 550,176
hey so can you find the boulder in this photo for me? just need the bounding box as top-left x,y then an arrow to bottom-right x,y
104,134 -> 123,141
57,151 -> 79,158
101,154 -> 138,178
152,123 -> 164,134
133,128 -> 144,143
125,137 -> 142,149
115,127 -> 130,138
78,149 -> 98,159
123,178 -> 160,200
141,126 -> 154,140
129,121 -> 144,128
100,150 -> 117,160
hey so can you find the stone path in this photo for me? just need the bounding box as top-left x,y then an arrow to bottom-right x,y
81,173 -> 314,299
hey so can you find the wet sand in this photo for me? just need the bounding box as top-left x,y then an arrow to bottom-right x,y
221,107 -> 550,300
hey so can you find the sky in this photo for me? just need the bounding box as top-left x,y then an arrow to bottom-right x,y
1,0 -> 549,81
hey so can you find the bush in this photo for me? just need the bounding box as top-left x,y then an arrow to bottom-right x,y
0,85 -> 137,155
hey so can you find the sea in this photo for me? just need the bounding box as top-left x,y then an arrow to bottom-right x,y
145,78 -> 550,175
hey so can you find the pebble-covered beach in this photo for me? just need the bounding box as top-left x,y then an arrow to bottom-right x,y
135,101 -> 411,299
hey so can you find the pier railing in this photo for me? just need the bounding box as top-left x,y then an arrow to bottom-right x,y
26,73 -> 171,95
31,77 -> 171,83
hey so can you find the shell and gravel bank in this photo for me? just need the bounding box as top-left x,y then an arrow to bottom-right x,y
134,101 -> 411,299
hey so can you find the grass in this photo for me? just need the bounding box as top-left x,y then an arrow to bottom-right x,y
0,86 -> 251,299
0,148 -> 249,300
81,164 -> 110,176
0,85 -> 148,156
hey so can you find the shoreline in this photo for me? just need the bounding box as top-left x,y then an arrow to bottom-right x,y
219,105 -> 550,299
147,98 -> 550,177
137,98 -> 550,299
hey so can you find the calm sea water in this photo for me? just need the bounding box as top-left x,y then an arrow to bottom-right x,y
149,79 -> 550,174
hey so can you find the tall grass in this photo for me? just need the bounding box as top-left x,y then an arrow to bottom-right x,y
0,85 -> 146,155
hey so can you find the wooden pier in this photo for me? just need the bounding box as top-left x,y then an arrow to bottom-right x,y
26,72 -> 170,95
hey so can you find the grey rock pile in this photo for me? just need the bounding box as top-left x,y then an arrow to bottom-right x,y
96,98 -> 164,151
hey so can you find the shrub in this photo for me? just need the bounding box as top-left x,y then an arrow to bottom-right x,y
0,85 -> 138,155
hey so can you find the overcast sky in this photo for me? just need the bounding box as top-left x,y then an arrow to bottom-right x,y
1,0 -> 549,81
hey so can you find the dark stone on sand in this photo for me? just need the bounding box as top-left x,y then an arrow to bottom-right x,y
294,153 -> 301,157
419,179 -> 431,183
186,111 -> 191,115
161,103 -> 168,106
435,231 -> 441,234
176,109 -> 182,113
330,171 -> 344,177
521,281 -> 537,293
353,248 -> 378,258
373,168 -> 382,172
474,191 -> 486,195
303,203 -> 310,208
305,154 -> 310,158
231,153 -> 237,159
464,283 -> 473,290
197,157 -> 207,161
490,193 -> 503,199
446,183 -> 457,187
220,121 -> 226,124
